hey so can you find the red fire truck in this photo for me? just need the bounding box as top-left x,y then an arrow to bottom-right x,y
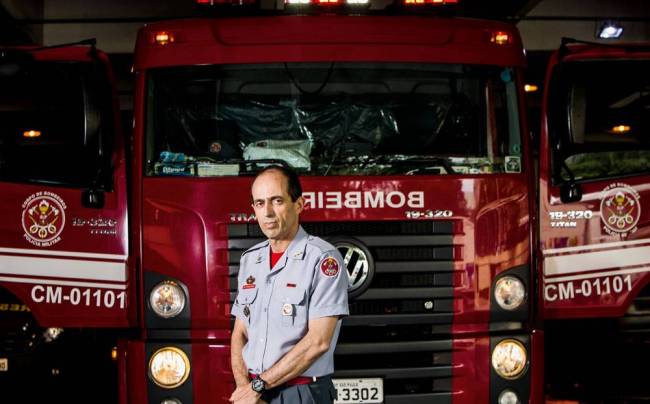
126,1 -> 541,403
0,40 -> 127,402
540,39 -> 650,401
4,2 -> 645,404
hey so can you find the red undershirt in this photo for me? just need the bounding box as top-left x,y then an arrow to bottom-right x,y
270,250 -> 284,270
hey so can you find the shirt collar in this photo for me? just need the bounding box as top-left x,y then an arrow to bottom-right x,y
252,225 -> 308,268
285,226 -> 308,261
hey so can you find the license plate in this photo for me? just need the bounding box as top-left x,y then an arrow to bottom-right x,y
333,378 -> 383,404
0,358 -> 7,372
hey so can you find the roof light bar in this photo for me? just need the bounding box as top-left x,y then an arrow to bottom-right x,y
197,0 -> 257,5
404,0 -> 458,5
285,0 -> 368,5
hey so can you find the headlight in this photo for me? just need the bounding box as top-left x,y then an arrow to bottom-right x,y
149,347 -> 190,388
491,339 -> 527,380
150,281 -> 186,318
498,389 -> 520,404
494,276 -> 526,310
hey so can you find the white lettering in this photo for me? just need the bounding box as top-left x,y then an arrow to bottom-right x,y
343,192 -> 362,209
325,192 -> 342,209
408,192 -> 424,208
544,284 -> 557,302
47,286 -> 62,304
302,191 -> 427,210
31,285 -> 45,303
365,192 -> 384,208
386,192 -> 406,208
302,192 -> 315,209
559,283 -> 574,300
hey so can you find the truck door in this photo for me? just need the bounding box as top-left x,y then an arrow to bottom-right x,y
0,48 -> 131,327
539,46 -> 650,319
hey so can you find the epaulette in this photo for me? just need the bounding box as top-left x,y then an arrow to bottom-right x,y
306,235 -> 337,254
240,239 -> 269,257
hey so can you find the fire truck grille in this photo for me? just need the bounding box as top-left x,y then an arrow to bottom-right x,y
228,220 -> 460,402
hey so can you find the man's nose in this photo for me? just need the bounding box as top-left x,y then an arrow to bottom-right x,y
264,203 -> 275,217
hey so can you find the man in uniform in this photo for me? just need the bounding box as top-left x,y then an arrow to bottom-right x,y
229,165 -> 349,404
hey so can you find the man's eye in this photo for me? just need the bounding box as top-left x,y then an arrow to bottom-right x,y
254,202 -> 264,208
273,199 -> 283,205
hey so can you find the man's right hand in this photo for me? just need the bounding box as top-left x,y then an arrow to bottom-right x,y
229,383 -> 263,404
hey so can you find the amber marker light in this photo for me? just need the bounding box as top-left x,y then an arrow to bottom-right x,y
524,84 -> 538,93
491,31 -> 512,45
154,32 -> 174,46
111,347 -> 118,361
611,125 -> 631,134
23,130 -> 41,138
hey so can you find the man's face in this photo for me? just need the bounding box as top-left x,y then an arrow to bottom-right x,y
251,170 -> 304,243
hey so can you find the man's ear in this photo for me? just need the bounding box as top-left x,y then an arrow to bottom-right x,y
294,196 -> 305,214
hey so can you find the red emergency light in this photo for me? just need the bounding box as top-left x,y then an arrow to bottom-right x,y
403,0 -> 458,5
196,0 -> 257,5
284,0 -> 368,5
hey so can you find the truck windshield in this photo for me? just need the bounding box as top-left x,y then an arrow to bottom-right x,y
146,63 -> 522,176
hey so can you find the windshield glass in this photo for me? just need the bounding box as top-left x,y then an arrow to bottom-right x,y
146,63 -> 522,176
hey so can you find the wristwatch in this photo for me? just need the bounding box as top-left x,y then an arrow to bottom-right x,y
251,375 -> 267,393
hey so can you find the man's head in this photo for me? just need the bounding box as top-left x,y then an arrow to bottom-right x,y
251,166 -> 304,248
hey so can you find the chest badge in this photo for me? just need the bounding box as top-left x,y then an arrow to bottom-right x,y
243,275 -> 256,290
281,303 -> 294,316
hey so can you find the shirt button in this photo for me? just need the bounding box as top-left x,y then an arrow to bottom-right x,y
264,308 -> 267,312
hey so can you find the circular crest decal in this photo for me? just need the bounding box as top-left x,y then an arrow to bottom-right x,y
21,192 -> 67,247
320,256 -> 340,277
600,183 -> 640,237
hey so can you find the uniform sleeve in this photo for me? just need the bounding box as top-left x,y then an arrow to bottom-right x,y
230,254 -> 247,322
308,249 -> 350,320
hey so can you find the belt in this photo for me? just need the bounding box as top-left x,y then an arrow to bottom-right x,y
249,373 -> 317,387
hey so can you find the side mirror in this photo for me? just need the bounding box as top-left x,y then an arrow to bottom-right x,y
560,181 -> 582,203
82,188 -> 105,209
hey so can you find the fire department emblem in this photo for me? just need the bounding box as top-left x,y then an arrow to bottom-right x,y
243,275 -> 256,289
21,192 -> 67,247
320,257 -> 340,277
600,183 -> 641,237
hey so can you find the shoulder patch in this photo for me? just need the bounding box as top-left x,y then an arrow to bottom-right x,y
319,256 -> 340,277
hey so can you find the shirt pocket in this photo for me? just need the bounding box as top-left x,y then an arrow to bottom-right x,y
279,287 -> 306,327
236,288 -> 259,323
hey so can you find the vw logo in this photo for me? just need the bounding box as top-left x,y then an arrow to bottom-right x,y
332,239 -> 375,299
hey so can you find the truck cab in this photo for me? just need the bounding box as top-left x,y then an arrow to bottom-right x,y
539,39 -> 650,401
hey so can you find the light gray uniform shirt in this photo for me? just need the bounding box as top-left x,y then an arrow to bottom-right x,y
231,226 -> 349,377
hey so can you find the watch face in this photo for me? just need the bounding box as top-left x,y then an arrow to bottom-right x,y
252,378 -> 265,392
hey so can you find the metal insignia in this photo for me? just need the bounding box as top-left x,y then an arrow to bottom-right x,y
281,303 -> 294,316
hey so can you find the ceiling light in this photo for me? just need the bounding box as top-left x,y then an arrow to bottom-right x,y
597,21 -> 623,39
